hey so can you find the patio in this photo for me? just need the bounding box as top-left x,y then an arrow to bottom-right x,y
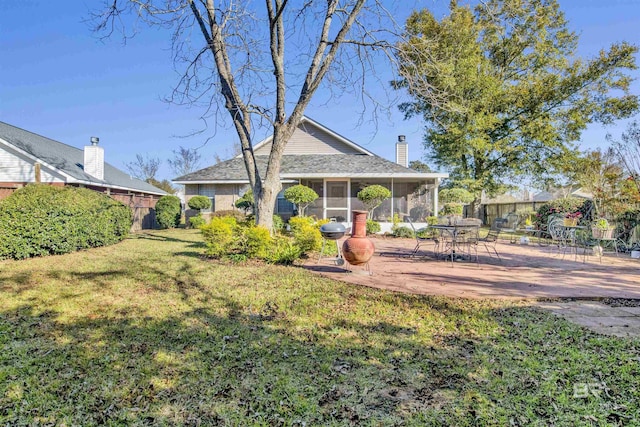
305,237 -> 640,300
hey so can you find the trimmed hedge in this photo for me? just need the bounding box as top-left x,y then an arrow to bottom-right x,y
0,185 -> 132,260
187,195 -> 211,211
155,195 -> 182,229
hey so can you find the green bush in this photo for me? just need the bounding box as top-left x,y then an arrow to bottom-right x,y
265,236 -> 302,265
288,216 -> 315,233
211,209 -> 247,222
201,216 -> 237,258
199,214 -> 310,264
243,225 -> 272,259
187,195 -> 211,211
287,217 -> 321,254
393,226 -> 414,238
616,208 -> 640,242
294,225 -> 322,254
535,197 -> 586,228
189,214 -> 206,229
272,215 -> 284,231
155,195 -> 182,229
366,219 -> 381,234
0,185 -> 132,260
426,216 -> 439,226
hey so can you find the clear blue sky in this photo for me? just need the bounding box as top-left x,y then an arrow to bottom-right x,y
1,1 -> 639,181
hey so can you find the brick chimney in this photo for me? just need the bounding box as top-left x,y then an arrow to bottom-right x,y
395,135 -> 408,168
84,137 -> 104,180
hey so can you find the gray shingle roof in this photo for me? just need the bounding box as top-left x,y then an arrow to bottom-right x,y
175,154 -> 433,182
0,122 -> 166,195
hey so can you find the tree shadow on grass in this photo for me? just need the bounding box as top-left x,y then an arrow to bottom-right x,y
131,231 -> 205,247
3,232 -> 640,425
3,287 -> 638,426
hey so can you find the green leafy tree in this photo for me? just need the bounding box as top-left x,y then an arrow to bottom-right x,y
567,149 -> 626,219
357,185 -> 391,218
283,185 -> 319,216
611,120 -> 640,195
409,160 -> 431,173
439,188 -> 474,205
147,178 -> 176,194
395,0 -> 638,214
439,188 -> 474,216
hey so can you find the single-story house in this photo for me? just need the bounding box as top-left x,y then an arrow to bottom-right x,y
174,116 -> 448,231
0,121 -> 166,231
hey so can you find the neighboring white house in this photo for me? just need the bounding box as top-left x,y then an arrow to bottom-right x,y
174,116 -> 448,230
0,121 -> 166,230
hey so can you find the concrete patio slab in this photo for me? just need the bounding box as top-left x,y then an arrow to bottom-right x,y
304,237 -> 640,338
534,301 -> 640,338
304,237 -> 640,300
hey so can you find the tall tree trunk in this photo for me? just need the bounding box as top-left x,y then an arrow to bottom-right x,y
470,196 -> 482,221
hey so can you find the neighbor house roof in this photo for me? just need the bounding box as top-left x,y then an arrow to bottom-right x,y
532,187 -> 592,202
174,154 -> 448,184
0,121 -> 166,195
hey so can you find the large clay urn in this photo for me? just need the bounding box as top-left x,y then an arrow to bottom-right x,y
342,210 -> 375,265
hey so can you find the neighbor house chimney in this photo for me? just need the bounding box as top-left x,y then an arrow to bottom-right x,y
395,135 -> 408,168
84,136 -> 104,180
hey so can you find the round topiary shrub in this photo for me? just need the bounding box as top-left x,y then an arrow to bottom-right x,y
284,184 -> 319,216
357,185 -> 391,217
187,195 -> 212,211
155,195 -> 182,229
0,184 -> 132,260
235,189 -> 254,214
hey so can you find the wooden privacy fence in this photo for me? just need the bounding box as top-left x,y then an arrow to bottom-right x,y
465,202 -> 547,225
131,207 -> 158,232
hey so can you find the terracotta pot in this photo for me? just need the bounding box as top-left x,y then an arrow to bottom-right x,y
342,210 -> 375,265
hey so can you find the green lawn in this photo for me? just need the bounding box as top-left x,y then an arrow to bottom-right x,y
1,229 -> 638,426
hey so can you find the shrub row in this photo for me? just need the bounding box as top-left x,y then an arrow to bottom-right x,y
200,215 -> 323,264
0,185 -> 132,260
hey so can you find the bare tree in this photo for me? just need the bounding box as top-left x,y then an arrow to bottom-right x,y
93,0 -> 402,230
168,146 -> 202,178
610,120 -> 640,194
125,153 -> 161,181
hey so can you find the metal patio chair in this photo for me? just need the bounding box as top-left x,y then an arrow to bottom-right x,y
407,217 -> 435,258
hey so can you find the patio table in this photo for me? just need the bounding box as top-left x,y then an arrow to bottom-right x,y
431,224 -> 480,265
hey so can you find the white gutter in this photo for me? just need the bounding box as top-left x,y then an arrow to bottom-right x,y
1,139 -> 166,196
